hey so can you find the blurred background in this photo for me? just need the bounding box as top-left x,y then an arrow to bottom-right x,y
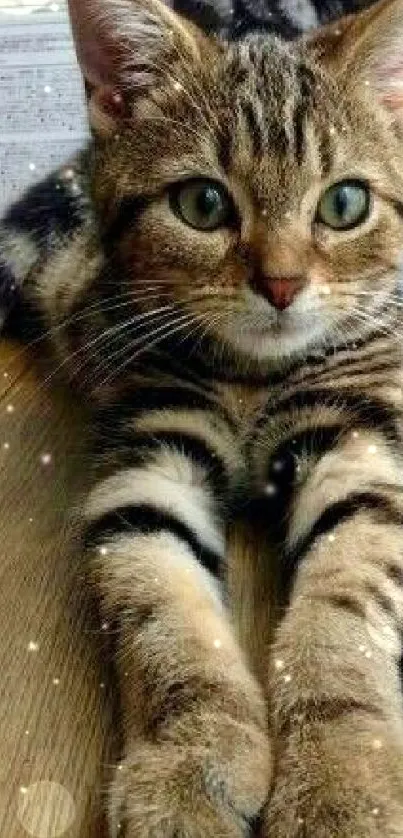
0,0 -> 88,214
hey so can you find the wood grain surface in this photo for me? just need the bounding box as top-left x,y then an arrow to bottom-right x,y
0,340 -> 114,838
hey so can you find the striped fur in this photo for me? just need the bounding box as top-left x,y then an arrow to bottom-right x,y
3,0 -> 403,835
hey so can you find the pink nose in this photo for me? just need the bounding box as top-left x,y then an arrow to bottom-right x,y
253,276 -> 305,310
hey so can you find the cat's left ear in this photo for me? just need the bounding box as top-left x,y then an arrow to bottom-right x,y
67,0 -> 205,135
308,0 -> 403,121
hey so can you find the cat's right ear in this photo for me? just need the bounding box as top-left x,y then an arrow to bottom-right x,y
307,0 -> 403,124
67,0 -> 203,135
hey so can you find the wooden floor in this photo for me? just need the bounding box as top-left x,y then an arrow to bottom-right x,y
0,340 -> 114,838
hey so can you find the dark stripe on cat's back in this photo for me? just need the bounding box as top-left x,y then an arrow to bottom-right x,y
85,503 -> 221,577
262,389 -> 401,443
0,257 -> 18,310
285,491 -> 403,575
2,168 -> 87,249
96,383 -> 233,430
101,429 -> 230,498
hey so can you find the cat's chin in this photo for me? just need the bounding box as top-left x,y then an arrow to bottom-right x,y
219,313 -> 327,364
213,287 -> 333,364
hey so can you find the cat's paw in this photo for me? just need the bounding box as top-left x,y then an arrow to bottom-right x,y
260,722 -> 403,838
108,716 -> 271,838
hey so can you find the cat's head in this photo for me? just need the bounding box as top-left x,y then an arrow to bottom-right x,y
69,0 -> 403,365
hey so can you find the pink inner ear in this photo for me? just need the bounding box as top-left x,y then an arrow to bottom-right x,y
376,59 -> 403,112
68,0 -> 123,88
377,58 -> 403,83
382,90 -> 403,109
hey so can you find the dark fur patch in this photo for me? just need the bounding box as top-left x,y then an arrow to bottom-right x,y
85,503 -> 222,576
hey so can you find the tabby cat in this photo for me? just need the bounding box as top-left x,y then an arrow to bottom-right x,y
2,0 -> 403,835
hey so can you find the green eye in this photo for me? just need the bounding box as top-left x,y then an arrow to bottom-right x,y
170,179 -> 233,231
316,180 -> 371,230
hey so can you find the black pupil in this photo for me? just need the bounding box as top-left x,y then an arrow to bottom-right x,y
197,186 -> 221,217
334,186 -> 350,219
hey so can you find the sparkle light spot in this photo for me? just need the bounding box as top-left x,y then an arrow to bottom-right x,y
213,638 -> 222,649
365,650 -> 373,659
28,518 -> 33,523
100,682 -> 105,689
6,404 -> 14,413
28,641 -> 39,652
283,673 -> 292,684
297,817 -> 304,825
272,460 -> 284,473
25,730 -> 29,736
29,163 -> 36,171
101,622 -> 109,631
367,444 -> 377,454
117,764 -> 123,771
40,453 -> 52,466
173,81 -> 183,91
372,739 -> 383,750
261,208 -> 268,217
372,807 -> 380,816
329,126 -> 336,135
274,658 -> 285,671
3,442 -> 9,450
3,372 -> 8,378
62,168 -> 75,181
17,780 -> 76,836
154,577 -> 159,583
264,483 -> 277,497
44,84 -> 52,94
99,546 -> 108,556
322,285 -> 331,295
359,644 -> 366,653
352,430 -> 359,438
53,677 -> 60,686
365,80 -> 370,86
328,533 -> 336,543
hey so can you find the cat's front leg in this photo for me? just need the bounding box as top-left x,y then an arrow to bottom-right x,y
260,429 -> 403,838
85,413 -> 270,838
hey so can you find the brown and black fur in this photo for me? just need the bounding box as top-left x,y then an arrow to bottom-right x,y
3,0 -> 403,835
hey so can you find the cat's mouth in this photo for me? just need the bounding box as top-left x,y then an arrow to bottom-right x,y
216,288 -> 331,361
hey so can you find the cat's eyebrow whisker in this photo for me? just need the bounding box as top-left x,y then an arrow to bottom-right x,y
162,45 -> 221,133
128,51 -> 218,138
135,111 -> 211,146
